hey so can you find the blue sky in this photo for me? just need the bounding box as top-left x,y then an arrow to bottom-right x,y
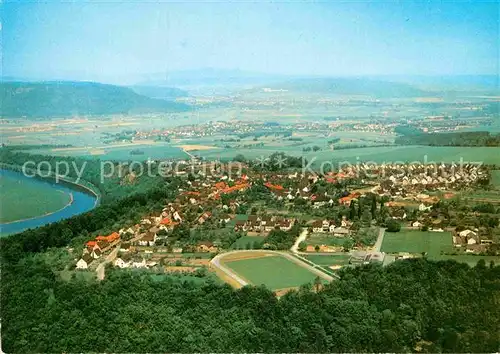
2,1 -> 498,83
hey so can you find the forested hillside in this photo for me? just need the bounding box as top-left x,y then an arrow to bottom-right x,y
2,251 -> 499,353
0,81 -> 190,118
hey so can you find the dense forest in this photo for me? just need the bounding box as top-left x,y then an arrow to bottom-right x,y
395,131 -> 500,147
2,249 -> 499,352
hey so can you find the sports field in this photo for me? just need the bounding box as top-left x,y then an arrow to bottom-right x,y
222,253 -> 319,290
303,254 -> 351,267
381,230 -> 453,256
0,171 -> 72,223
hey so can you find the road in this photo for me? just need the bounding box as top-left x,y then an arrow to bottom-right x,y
290,228 -> 308,253
96,244 -> 120,280
373,227 -> 386,252
210,250 -> 335,288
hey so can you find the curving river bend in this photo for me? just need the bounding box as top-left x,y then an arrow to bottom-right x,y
0,169 -> 98,236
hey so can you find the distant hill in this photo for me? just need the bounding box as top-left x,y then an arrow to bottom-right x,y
261,78 -> 428,97
0,81 -> 190,118
136,68 -> 287,88
381,75 -> 500,93
129,85 -> 189,100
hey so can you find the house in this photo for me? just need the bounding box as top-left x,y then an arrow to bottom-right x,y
264,222 -> 276,232
234,220 -> 246,231
90,248 -> 102,259
96,232 -> 120,244
138,232 -> 156,246
333,227 -> 350,237
120,242 -> 131,252
76,255 -> 93,269
219,214 -> 232,224
197,241 -> 218,253
418,203 -> 432,212
132,258 -> 147,268
279,220 -> 293,231
312,220 -> 323,233
329,224 -> 336,233
172,247 -> 183,253
322,220 -> 330,232
412,221 -> 423,228
459,229 -> 477,238
114,257 -> 130,268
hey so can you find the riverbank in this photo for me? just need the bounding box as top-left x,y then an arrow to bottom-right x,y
0,168 -> 99,236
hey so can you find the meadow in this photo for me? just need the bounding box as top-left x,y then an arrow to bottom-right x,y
0,170 -> 72,223
381,229 -> 453,256
491,170 -> 500,188
25,143 -> 188,161
303,254 -> 352,267
306,233 -> 347,246
223,254 -> 319,290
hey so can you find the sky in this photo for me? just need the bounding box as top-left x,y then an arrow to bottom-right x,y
1,0 -> 499,84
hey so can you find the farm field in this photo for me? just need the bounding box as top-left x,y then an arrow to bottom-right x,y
303,254 -> 352,267
381,229 -> 453,256
25,143 -> 188,161
0,170 -> 72,223
196,145 -> 500,165
222,252 -> 319,290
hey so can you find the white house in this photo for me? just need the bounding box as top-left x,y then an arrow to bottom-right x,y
114,257 -> 130,269
76,255 -> 93,269
412,221 -> 423,228
459,229 -> 477,238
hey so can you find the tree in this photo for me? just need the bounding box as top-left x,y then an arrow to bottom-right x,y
298,241 -> 307,252
386,219 -> 401,232
342,238 -> 355,252
314,245 -> 320,252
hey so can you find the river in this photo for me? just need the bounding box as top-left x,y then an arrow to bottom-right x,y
0,169 -> 98,236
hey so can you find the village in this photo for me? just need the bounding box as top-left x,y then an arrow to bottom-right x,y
74,158 -> 499,283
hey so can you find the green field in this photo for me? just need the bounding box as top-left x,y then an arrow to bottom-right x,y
230,235 -> 265,249
303,254 -> 352,267
381,230 -> 453,256
491,170 -> 500,189
307,233 -> 347,246
26,143 -> 187,161
224,254 -> 318,290
196,145 -> 500,165
0,173 -> 72,223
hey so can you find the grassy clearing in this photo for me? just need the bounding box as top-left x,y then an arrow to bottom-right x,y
223,254 -> 318,290
303,254 -> 352,267
0,171 -> 72,223
381,229 -> 453,256
230,235 -> 265,249
491,170 -> 500,189
307,233 -> 347,246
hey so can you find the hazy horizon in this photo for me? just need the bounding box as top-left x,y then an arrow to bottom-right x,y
2,1 -> 499,85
